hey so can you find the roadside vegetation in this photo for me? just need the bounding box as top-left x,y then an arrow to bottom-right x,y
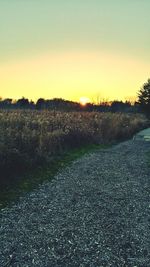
0,110 -> 148,188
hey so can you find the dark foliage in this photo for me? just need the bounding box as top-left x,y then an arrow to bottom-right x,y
138,79 -> 150,116
0,97 -> 139,113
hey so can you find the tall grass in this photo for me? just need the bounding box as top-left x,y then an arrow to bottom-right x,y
0,110 -> 148,185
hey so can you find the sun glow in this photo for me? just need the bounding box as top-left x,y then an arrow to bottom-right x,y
79,97 -> 90,106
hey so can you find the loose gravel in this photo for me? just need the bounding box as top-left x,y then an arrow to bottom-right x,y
0,139 -> 150,267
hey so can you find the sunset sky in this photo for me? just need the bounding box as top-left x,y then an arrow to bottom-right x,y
0,0 -> 150,103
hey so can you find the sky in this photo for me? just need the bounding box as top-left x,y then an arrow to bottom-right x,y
0,0 -> 150,103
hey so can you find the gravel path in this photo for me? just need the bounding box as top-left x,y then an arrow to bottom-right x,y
0,139 -> 150,267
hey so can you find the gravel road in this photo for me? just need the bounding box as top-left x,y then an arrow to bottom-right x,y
0,139 -> 150,267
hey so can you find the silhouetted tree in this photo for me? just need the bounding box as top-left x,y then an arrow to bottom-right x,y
16,97 -> 30,108
36,98 -> 46,110
0,98 -> 13,108
3,98 -> 12,105
138,79 -> 150,115
111,100 -> 131,113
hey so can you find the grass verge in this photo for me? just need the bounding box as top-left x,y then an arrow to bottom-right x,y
0,143 -> 110,210
145,150 -> 150,166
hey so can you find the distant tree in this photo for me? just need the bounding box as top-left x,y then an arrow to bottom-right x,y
5,99 -> 13,108
3,98 -> 13,105
110,100 -> 132,113
16,97 -> 30,108
0,98 -> 13,108
36,98 -> 46,109
29,100 -> 35,109
138,79 -> 150,115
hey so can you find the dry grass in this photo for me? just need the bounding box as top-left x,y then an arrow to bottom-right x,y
0,110 -> 148,184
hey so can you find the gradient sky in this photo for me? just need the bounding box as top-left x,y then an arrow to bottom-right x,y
0,0 -> 150,102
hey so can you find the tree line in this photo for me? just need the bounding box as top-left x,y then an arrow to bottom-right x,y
0,78 -> 150,114
0,97 -> 138,112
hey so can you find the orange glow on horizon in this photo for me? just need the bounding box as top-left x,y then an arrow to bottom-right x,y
0,51 -> 149,102
79,97 -> 90,106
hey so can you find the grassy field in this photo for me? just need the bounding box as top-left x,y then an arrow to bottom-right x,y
0,110 -> 149,207
0,110 -> 148,187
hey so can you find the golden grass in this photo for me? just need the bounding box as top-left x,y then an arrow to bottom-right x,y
0,110 -> 148,184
